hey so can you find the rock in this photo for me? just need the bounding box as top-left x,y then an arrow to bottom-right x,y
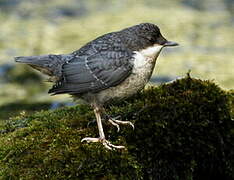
0,76 -> 233,179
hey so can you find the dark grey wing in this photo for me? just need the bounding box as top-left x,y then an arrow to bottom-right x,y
48,33 -> 134,95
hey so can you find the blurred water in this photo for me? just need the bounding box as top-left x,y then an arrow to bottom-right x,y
0,64 -> 14,82
150,75 -> 179,84
0,0 -> 233,108
0,0 -> 233,18
50,101 -> 75,110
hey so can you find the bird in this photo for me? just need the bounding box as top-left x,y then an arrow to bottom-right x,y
15,23 -> 178,150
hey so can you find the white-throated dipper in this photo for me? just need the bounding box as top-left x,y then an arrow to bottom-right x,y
15,23 -> 178,150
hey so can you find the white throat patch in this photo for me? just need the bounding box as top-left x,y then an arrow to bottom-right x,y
133,44 -> 163,68
140,44 -> 163,57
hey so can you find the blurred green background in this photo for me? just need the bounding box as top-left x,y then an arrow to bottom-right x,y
0,0 -> 233,118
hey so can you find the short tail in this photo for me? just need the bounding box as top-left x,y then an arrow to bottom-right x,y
15,54 -> 73,78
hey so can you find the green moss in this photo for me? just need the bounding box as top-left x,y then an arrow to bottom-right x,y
0,102 -> 51,121
0,105 -> 142,179
111,76 -> 234,179
0,76 -> 233,179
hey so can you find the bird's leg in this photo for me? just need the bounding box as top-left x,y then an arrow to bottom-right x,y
95,107 -> 105,139
81,106 -> 125,150
105,114 -> 134,132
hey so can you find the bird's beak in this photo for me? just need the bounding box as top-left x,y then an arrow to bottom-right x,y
164,41 -> 179,47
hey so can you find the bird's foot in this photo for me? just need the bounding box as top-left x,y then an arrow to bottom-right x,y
108,115 -> 134,132
81,137 -> 125,150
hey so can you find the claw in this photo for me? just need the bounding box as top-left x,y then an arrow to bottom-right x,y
81,137 -> 125,150
108,119 -> 120,132
112,119 -> 134,130
108,117 -> 134,132
105,141 -> 125,149
81,137 -> 100,143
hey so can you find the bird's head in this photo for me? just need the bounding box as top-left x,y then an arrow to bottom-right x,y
136,23 -> 178,48
123,23 -> 178,53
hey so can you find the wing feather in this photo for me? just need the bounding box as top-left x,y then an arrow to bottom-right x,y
49,33 -> 134,95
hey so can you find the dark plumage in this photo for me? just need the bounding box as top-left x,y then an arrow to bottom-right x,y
15,23 -> 178,149
49,34 -> 134,95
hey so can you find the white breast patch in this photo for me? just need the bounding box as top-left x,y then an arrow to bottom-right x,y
96,44 -> 164,103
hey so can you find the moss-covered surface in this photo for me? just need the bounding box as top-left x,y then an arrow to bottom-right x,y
0,102 -> 51,121
0,76 -> 233,179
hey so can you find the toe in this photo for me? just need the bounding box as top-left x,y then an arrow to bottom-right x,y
128,122 -> 135,129
81,137 -> 125,150
102,141 -> 113,150
105,140 -> 125,149
81,137 -> 100,143
109,119 -> 134,129
108,119 -> 120,132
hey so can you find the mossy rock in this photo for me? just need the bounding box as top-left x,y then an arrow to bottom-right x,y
0,76 -> 233,179
0,102 -> 51,121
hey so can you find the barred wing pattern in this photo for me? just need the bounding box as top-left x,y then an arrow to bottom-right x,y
49,33 -> 134,95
